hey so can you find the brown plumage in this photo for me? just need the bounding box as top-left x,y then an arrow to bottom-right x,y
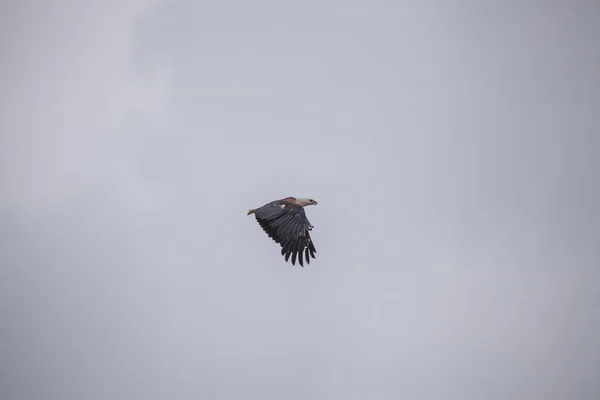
247,197 -> 318,267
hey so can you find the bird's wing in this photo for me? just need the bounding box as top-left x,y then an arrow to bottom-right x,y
254,201 -> 317,267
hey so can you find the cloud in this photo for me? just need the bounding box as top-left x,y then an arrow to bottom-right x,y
1,2 -> 599,400
0,0 -> 169,217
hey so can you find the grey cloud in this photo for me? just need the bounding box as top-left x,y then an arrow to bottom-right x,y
1,1 -> 599,399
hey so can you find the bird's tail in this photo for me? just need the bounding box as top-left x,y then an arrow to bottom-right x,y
247,209 -> 256,215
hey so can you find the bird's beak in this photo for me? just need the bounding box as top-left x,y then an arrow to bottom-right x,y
313,200 -> 318,205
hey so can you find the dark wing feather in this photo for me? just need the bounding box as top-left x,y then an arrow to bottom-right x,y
254,200 -> 317,267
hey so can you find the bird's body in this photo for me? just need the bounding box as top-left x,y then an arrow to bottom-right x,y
247,196 -> 318,267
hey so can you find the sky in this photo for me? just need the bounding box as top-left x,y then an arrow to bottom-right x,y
1,1 -> 599,399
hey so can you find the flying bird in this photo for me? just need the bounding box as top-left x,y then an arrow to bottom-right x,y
247,196 -> 318,267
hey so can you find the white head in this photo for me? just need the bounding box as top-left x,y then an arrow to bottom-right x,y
295,198 -> 318,207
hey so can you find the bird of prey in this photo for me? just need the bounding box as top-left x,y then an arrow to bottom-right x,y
247,196 -> 318,267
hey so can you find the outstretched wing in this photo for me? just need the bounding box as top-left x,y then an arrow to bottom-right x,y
254,200 -> 317,267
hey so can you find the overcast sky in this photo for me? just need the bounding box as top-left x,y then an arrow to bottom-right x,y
1,1 -> 599,399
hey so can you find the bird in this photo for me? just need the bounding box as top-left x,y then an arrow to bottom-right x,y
247,196 -> 318,267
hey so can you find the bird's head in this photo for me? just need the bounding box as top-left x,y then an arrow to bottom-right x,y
296,198 -> 318,207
